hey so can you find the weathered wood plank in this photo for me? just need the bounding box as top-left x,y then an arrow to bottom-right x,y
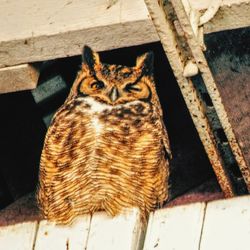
0,64 -> 39,94
86,208 -> 145,250
0,0 -> 158,67
143,203 -> 206,250
0,221 -> 38,250
200,195 -> 250,250
0,0 -> 249,70
189,0 -> 250,34
34,216 -> 91,250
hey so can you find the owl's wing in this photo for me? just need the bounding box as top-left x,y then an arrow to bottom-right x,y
153,93 -> 172,160
162,121 -> 172,160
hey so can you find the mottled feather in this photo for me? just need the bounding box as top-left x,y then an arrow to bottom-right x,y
37,46 -> 171,224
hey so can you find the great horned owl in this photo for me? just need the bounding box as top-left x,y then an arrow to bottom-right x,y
37,46 -> 171,224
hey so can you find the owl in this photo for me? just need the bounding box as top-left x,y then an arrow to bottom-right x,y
37,46 -> 171,224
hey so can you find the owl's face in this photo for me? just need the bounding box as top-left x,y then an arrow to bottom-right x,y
71,46 -> 155,105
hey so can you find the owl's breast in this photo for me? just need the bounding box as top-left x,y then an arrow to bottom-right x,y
83,97 -> 155,137
43,97 -> 161,167
39,97 -> 168,221
91,99 -> 163,165
84,99 -> 166,206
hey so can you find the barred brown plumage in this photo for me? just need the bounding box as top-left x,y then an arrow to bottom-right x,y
37,45 -> 171,224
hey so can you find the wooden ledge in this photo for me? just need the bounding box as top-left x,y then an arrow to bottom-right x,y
1,0 -> 250,69
0,0 -> 158,68
1,194 -> 250,249
0,64 -> 39,94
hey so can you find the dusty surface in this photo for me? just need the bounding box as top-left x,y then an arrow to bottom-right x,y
0,193 -> 41,227
166,178 -> 223,208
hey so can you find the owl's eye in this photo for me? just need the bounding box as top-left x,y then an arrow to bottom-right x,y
91,81 -> 105,90
124,83 -> 141,93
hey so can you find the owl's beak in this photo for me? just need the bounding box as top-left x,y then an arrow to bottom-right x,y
109,87 -> 120,102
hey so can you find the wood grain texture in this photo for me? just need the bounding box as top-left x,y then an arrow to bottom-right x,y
143,202 -> 206,250
200,195 -> 250,250
86,208 -> 145,250
0,64 -> 39,93
0,0 -> 158,67
0,221 -> 38,250
34,216 -> 91,250
0,0 -> 249,69
2,194 -> 250,249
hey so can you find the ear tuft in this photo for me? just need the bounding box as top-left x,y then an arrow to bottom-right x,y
82,45 -> 100,69
136,51 -> 154,75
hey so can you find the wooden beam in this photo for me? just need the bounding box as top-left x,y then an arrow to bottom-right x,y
0,0 -> 249,70
200,195 -> 250,250
0,195 -> 145,250
143,203 -> 206,250
0,221 -> 38,250
144,195 -> 250,250
35,216 -> 91,250
1,194 -> 250,249
0,64 -> 39,94
86,208 -> 145,250
0,0 -> 159,68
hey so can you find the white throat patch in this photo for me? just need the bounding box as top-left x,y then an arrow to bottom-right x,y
76,96 -> 142,136
83,97 -> 111,113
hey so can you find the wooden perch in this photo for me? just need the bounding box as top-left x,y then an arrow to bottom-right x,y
0,0 -> 158,68
0,64 -> 39,94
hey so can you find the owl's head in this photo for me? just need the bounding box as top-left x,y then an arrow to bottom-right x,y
70,46 -> 157,105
